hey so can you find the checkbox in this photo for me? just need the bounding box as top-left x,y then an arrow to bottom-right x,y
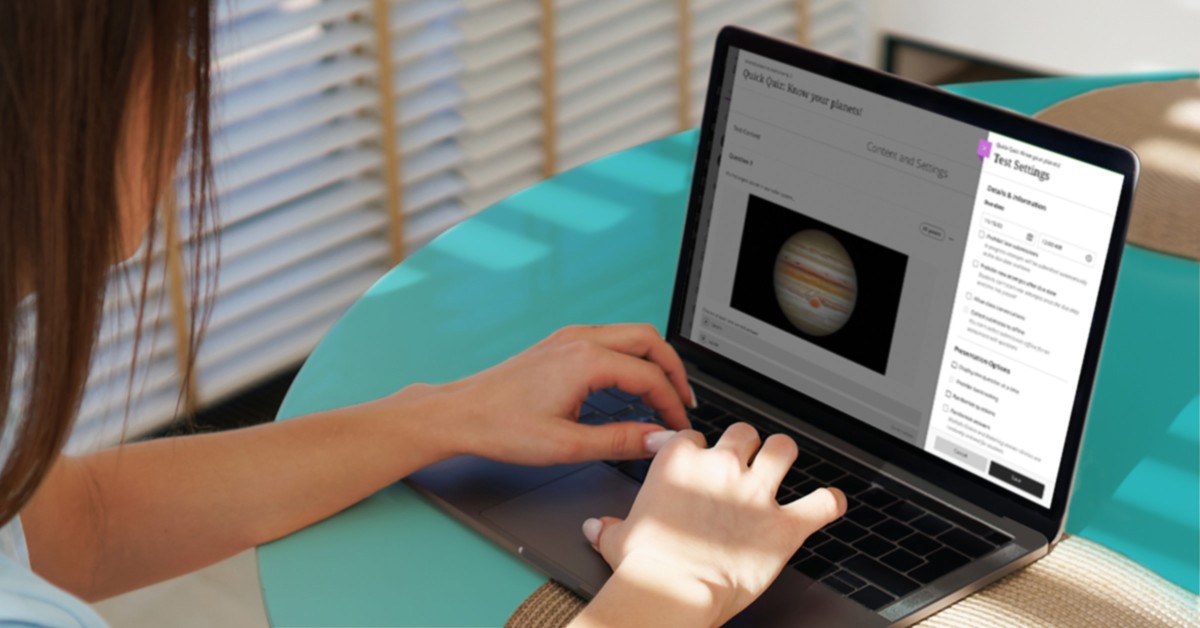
966,292 -> 973,300
942,404 -> 949,412
972,260 -> 980,268
951,361 -> 958,369
979,230 -> 986,238
945,390 -> 952,398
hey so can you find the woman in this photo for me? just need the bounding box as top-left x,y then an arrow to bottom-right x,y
0,2 -> 844,626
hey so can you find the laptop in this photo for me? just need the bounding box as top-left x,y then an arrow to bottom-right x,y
408,26 -> 1139,626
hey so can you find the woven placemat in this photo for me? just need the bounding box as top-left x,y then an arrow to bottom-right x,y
1034,79 -> 1200,261
505,535 -> 1199,627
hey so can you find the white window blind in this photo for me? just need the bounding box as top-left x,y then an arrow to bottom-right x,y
807,0 -> 874,63
60,0 -> 875,453
688,0 -> 800,126
457,0 -> 545,212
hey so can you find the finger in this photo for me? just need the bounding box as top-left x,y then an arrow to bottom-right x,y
673,428 -> 707,450
750,433 -> 798,488
582,516 -> 625,562
568,324 -> 695,409
575,346 -> 690,430
783,487 -> 847,534
712,422 -> 762,466
556,421 -> 674,462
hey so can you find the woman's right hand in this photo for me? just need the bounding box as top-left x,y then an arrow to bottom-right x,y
571,425 -> 847,627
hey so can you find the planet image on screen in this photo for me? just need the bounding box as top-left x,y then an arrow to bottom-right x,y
773,229 -> 857,336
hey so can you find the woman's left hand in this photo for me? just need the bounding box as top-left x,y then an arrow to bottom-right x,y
392,323 -> 696,466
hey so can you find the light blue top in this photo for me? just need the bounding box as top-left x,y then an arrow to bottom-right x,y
0,305 -> 107,627
0,550 -> 107,628
0,498 -> 106,627
259,71 -> 1199,627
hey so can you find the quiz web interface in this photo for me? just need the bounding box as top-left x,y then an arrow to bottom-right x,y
680,49 -> 1124,507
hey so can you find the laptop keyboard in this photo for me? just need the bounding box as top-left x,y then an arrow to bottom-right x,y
581,387 -> 1013,612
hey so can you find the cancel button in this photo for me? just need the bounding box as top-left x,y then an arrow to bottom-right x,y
934,436 -> 987,472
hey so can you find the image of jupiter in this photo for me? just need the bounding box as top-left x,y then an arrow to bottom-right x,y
773,229 -> 858,336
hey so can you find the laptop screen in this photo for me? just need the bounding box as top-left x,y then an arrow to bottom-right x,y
678,48 -> 1126,508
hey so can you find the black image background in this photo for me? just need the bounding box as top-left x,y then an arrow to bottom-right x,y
730,194 -> 909,374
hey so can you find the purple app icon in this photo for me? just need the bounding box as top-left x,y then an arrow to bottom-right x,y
977,138 -> 993,160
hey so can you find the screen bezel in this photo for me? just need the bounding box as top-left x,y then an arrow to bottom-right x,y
667,26 -> 1138,541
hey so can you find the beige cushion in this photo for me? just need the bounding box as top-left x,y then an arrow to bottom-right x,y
506,535 -> 1199,627
1034,79 -> 1200,261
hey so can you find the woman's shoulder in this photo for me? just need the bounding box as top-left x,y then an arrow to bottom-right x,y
0,552 -> 108,627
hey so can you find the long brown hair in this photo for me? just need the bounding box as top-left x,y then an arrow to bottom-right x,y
0,1 -> 215,526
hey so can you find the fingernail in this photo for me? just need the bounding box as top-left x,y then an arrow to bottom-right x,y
582,518 -> 603,545
643,429 -> 677,454
688,384 -> 698,409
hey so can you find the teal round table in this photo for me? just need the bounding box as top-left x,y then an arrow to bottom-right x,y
258,73 -> 1200,626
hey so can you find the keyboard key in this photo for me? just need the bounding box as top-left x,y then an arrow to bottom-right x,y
939,528 -> 994,558
898,532 -> 940,556
793,480 -> 822,497
882,500 -> 926,522
852,534 -> 896,558
614,460 -> 651,483
858,488 -> 899,509
908,548 -> 970,583
710,414 -> 736,430
880,548 -> 923,572
833,474 -> 871,496
820,571 -> 859,595
955,514 -> 995,537
783,469 -> 811,488
793,448 -> 820,469
842,554 -> 920,597
587,392 -> 630,416
606,388 -> 639,403
631,401 -> 655,417
579,411 -> 608,426
838,570 -> 866,589
789,547 -> 812,565
985,530 -> 1012,546
807,462 -> 846,482
873,519 -> 916,542
794,555 -> 836,579
849,585 -> 895,611
696,425 -> 721,442
805,530 -> 832,548
828,520 -> 869,543
813,538 -> 856,563
692,403 -> 725,421
846,505 -> 887,528
910,513 -> 953,536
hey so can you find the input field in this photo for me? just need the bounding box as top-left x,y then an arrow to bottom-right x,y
981,213 -> 1098,268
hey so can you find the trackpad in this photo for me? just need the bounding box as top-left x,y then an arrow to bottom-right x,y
481,464 -> 885,627
481,464 -> 639,596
